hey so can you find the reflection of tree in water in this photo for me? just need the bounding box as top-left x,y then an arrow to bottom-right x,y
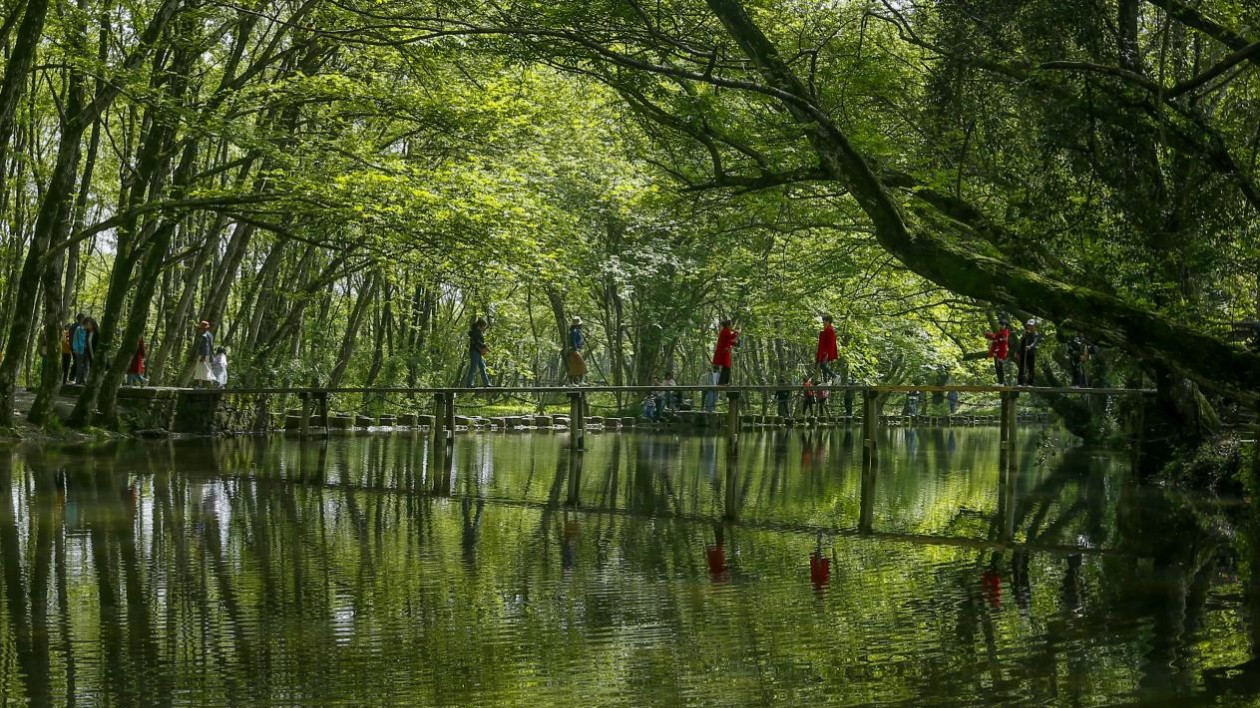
0,434 -> 1256,705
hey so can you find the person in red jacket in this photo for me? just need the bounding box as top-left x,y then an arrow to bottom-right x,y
984,318 -> 1011,385
711,319 -> 740,385
816,315 -> 839,382
126,338 -> 146,386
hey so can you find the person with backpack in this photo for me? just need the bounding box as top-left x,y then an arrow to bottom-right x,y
193,321 -> 216,388
73,317 -> 97,384
984,317 -> 1012,385
466,318 -> 491,388
1016,319 -> 1043,386
816,315 -> 838,382
801,376 -> 816,416
70,314 -> 89,384
711,319 -> 740,385
566,316 -> 587,385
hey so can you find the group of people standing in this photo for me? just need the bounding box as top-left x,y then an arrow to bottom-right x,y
52,315 -> 227,389
60,314 -> 99,385
983,318 -> 1044,386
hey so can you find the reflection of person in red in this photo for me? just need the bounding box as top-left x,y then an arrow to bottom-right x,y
809,533 -> 830,592
706,525 -> 729,581
982,557 -> 1002,608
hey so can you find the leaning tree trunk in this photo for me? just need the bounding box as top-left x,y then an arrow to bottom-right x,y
327,272 -> 377,389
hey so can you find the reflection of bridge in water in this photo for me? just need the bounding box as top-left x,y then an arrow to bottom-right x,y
202,432 -> 1144,561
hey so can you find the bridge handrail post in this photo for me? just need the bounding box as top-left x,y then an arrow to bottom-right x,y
862,388 -> 878,470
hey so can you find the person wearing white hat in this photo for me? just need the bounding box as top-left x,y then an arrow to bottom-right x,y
566,316 -> 587,385
1016,319 -> 1043,386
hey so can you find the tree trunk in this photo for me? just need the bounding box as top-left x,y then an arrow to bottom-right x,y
328,272 -> 377,389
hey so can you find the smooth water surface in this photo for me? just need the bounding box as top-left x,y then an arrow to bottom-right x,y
1,428 -> 1256,706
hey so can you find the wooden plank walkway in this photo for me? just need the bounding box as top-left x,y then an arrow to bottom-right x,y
177,384 -> 1155,396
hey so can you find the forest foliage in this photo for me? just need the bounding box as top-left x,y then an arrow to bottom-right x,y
0,0 -> 1256,439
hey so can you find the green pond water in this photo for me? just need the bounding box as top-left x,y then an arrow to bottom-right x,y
0,427 -> 1256,706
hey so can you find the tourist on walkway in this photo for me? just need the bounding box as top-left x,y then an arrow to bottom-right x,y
1016,319 -> 1042,386
212,347 -> 229,388
60,323 -> 73,384
817,385 -> 830,415
948,389 -> 960,415
816,315 -> 838,382
1065,332 -> 1091,387
127,338 -> 146,386
701,369 -> 719,412
70,314 -> 89,383
74,318 -> 98,384
466,318 -> 491,388
711,319 -> 740,385
843,379 -> 855,417
775,380 -> 792,418
67,313 -> 85,383
663,370 -> 679,410
984,318 -> 1011,385
802,376 -> 816,416
193,321 -> 216,388
906,390 -> 921,417
641,395 -> 657,421
566,316 -> 587,385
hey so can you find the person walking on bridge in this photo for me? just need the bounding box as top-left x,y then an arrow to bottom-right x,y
566,316 -> 587,385
984,317 -> 1011,385
1016,319 -> 1043,386
466,318 -> 491,388
816,315 -> 838,382
712,319 -> 740,385
193,321 -> 216,388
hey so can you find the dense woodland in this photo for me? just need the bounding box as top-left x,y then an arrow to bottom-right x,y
0,0 -> 1257,468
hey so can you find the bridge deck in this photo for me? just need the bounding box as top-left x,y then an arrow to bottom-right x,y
174,384 -> 1155,396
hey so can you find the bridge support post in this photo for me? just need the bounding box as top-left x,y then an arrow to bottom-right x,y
566,448 -> 583,506
859,460 -> 876,534
444,393 -> 456,439
318,392 -> 330,439
999,391 -> 1018,474
568,391 -> 586,452
433,393 -> 450,447
299,392 -> 311,438
726,391 -> 741,456
861,389 -> 878,472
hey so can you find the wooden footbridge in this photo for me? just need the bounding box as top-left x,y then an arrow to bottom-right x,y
185,383 -> 1154,474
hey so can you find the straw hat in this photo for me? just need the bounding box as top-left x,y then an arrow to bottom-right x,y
572,316 -> 582,325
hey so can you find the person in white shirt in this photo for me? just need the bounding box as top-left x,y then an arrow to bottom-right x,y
211,347 -> 228,388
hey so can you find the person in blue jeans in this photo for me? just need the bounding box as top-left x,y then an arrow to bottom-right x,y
466,318 -> 491,387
